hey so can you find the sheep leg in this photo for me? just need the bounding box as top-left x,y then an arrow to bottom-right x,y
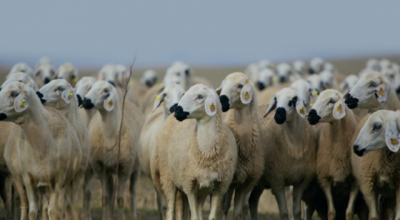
222,185 -> 234,218
360,185 -> 379,220
47,184 -> 62,220
13,179 -> 28,220
99,172 -> 113,220
165,188 -> 176,220
242,192 -> 251,220
248,186 -> 264,220
40,193 -> 48,220
209,192 -> 222,220
292,184 -> 307,220
174,190 -> 184,220
395,187 -> 400,220
186,192 -> 199,220
272,186 -> 289,220
83,168 -> 93,220
116,173 -> 129,220
182,191 -> 190,220
197,194 -> 207,220
155,188 -> 166,220
233,187 -> 246,220
320,184 -> 335,220
129,170 -> 140,220
22,176 -> 38,220
0,175 -> 11,219
345,183 -> 359,220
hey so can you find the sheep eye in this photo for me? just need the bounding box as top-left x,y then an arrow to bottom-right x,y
10,91 -> 18,98
328,99 -> 336,105
373,124 -> 382,131
197,94 -> 204,100
104,88 -> 109,93
238,84 -> 243,89
370,82 -> 378,87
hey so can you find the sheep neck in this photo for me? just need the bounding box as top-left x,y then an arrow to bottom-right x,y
382,88 -> 400,111
196,112 -> 220,156
280,113 -> 308,157
99,102 -> 121,142
62,99 -> 78,124
326,111 -> 356,157
19,94 -> 52,154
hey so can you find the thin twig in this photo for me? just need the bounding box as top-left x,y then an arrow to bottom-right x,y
111,57 -> 135,217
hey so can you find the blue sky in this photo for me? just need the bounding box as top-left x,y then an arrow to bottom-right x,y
0,1 -> 399,68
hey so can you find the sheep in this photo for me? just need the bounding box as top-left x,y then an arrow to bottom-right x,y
98,63 -> 115,83
252,87 -> 317,220
276,63 -> 293,83
151,84 -> 237,220
352,110 -> 400,220
340,75 -> 359,93
245,63 -> 260,83
320,70 -> 339,91
0,81 -> 82,219
82,80 -> 143,219
323,62 -> 338,74
38,79 -> 92,219
307,74 -> 323,93
140,69 -> 158,88
56,62 -> 79,86
9,63 -> 33,79
309,57 -> 325,74
35,57 -> 52,68
138,83 -> 185,219
293,60 -> 308,76
33,63 -> 56,88
379,59 -> 392,70
255,68 -> 275,91
307,89 -> 359,220
381,66 -> 400,95
258,59 -> 275,71
366,58 -> 380,71
74,77 -> 98,127
3,71 -> 39,91
216,72 -> 264,219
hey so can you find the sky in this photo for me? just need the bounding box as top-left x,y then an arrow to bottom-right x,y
0,1 -> 399,68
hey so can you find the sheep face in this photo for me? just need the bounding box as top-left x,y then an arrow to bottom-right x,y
56,63 -> 78,86
174,84 -> 218,122
307,89 -> 346,125
0,82 -> 31,123
290,79 -> 318,117
263,88 -> 299,124
256,69 -> 274,91
115,64 -> 129,88
165,62 -> 190,90
276,63 -> 292,83
152,83 -> 185,114
353,110 -> 400,156
306,75 -> 323,92
217,72 -> 254,112
141,70 -> 158,87
293,60 -> 307,75
38,79 -> 75,109
98,64 -> 117,87
319,70 -> 337,90
34,64 -> 56,85
82,81 -> 118,112
381,68 -> 400,94
344,71 -> 389,110
10,63 -> 33,77
74,77 -> 96,107
366,58 -> 380,71
340,75 -> 359,92
309,57 -> 324,74
2,72 -> 38,91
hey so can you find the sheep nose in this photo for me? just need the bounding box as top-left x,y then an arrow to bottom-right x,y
174,106 -> 189,122
344,94 -> 359,109
280,76 -> 286,83
309,68 -> 316,74
36,91 -> 46,104
219,95 -> 230,112
274,107 -> 287,124
169,103 -> 178,113
82,98 -> 95,109
145,80 -> 152,87
353,145 -> 366,157
0,113 -> 7,121
44,77 -> 51,84
185,69 -> 190,76
257,82 -> 266,91
107,80 -> 115,87
307,109 -> 321,125
76,94 -> 83,106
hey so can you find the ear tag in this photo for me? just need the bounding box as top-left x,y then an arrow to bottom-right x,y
378,87 -> 385,96
310,104 -> 313,107
68,93 -> 73,100
155,95 -> 161,101
266,103 -> 269,107
107,99 -> 113,107
391,138 -> 399,146
299,106 -> 305,114
20,99 -> 26,108
313,91 -> 319,97
73,77 -> 78,83
210,103 -> 216,112
243,91 -> 250,100
336,103 -> 342,112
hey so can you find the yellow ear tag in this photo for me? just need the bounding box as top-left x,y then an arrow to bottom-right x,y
336,103 -> 343,112
299,106 -> 305,114
313,91 -> 319,97
20,99 -> 26,108
310,104 -> 313,107
107,99 -> 113,107
73,77 -> 78,83
209,103 -> 216,112
68,93 -> 73,100
390,138 -> 399,146
266,103 -> 269,107
243,91 -> 250,100
273,76 -> 279,83
155,95 -> 160,102
378,87 -> 385,96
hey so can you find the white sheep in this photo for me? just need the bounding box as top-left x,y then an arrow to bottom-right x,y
319,70 -> 339,90
33,63 -> 56,88
306,74 -> 323,93
276,63 -> 293,83
140,70 -> 158,88
352,110 -> 400,220
255,87 -> 317,220
82,81 -> 143,219
3,72 -> 39,91
98,64 -> 116,84
292,60 -> 308,76
256,68 -> 275,91
307,89 -> 359,220
151,84 -> 237,220
366,58 -> 380,71
309,57 -> 325,74
217,72 -> 264,219
340,75 -> 359,92
74,77 -> 98,127
245,63 -> 260,83
0,81 -> 82,219
38,79 -> 92,219
9,63 -> 33,79
35,57 -> 52,68
56,62 -> 79,86
381,66 -> 400,96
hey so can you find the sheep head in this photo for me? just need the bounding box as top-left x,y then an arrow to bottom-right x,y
263,87 -> 301,124
0,82 -> 32,123
290,79 -> 319,118
82,81 -> 118,112
174,84 -> 218,122
98,64 -> 117,87
307,89 -> 346,125
164,61 -> 190,90
34,64 -> 56,86
56,63 -> 79,86
216,72 -> 254,112
38,79 -> 75,109
3,72 -> 38,91
353,110 -> 400,156
141,70 -> 158,88
340,75 -> 359,92
256,69 -> 274,91
74,77 -> 96,107
152,83 -> 185,114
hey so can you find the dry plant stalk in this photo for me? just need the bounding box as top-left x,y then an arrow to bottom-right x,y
110,58 -> 135,217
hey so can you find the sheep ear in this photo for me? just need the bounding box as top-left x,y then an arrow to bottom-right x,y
61,89 -> 74,104
309,88 -> 319,98
103,91 -> 117,112
385,121 -> 400,153
376,82 -> 389,103
295,98 -> 307,118
14,93 -> 28,113
333,100 -> 346,119
152,92 -> 165,112
215,80 -> 224,95
263,97 -> 276,118
205,91 -> 217,116
240,83 -> 254,104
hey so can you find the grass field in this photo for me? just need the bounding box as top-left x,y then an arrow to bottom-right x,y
0,56 -> 399,219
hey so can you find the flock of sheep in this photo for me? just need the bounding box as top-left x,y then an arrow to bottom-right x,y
0,56 -> 400,220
